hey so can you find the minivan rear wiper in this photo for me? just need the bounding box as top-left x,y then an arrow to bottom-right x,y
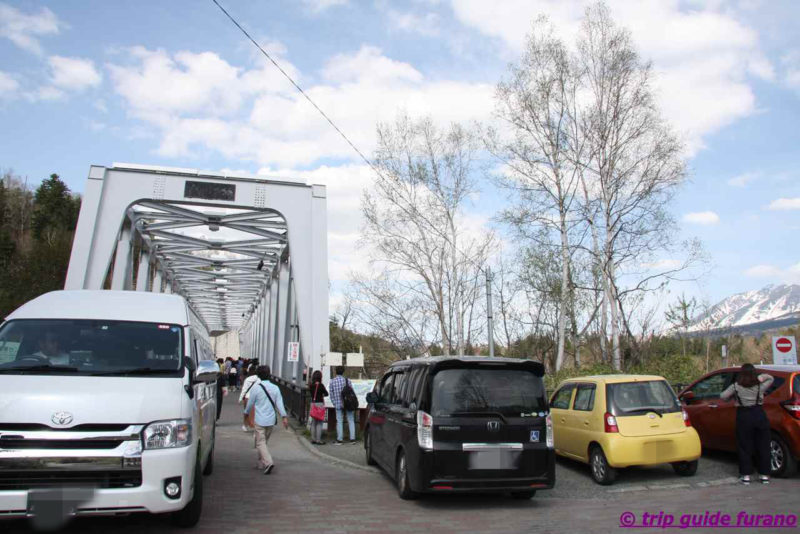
450,411 -> 508,423
0,365 -> 79,373
90,367 -> 179,376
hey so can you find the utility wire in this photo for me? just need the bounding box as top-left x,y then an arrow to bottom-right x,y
211,0 -> 382,178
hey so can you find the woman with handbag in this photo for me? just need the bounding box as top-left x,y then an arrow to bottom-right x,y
309,370 -> 328,445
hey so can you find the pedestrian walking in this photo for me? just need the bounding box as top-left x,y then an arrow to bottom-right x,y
308,370 -> 328,444
215,358 -> 225,420
720,363 -> 775,485
329,366 -> 357,444
228,360 -> 239,391
243,365 -> 288,474
235,358 -> 245,388
239,365 -> 260,431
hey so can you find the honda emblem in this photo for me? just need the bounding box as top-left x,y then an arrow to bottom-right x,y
486,421 -> 500,432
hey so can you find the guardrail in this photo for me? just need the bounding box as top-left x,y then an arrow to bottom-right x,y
271,376 -> 310,424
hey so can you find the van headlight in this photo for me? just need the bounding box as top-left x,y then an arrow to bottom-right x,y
142,419 -> 192,449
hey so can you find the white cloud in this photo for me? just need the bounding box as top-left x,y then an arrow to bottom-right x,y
745,263 -> 800,283
683,211 -> 720,225
301,0 -> 347,13
0,3 -> 60,55
48,56 -> 102,91
767,198 -> 800,211
388,10 -> 441,36
0,70 -> 19,98
728,171 -> 760,187
782,51 -> 800,91
449,0 -> 772,153
642,259 -> 682,270
108,45 -> 494,167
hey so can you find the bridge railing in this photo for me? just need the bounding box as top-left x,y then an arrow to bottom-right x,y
271,376 -> 310,424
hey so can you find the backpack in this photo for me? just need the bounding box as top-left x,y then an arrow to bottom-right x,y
341,380 -> 359,411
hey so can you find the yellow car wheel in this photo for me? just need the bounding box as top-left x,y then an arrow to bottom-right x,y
672,460 -> 698,476
590,446 -> 617,485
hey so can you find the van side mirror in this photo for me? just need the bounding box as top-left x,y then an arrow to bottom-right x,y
366,392 -> 378,404
194,360 -> 219,384
681,391 -> 695,404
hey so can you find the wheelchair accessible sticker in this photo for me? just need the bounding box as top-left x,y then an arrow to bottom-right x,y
530,431 -> 540,442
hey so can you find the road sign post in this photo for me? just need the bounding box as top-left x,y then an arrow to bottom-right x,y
772,336 -> 797,365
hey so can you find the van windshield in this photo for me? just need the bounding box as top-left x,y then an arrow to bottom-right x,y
430,368 -> 547,417
0,319 -> 184,376
606,380 -> 681,417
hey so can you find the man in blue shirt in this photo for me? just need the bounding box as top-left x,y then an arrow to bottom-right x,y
244,365 -> 288,474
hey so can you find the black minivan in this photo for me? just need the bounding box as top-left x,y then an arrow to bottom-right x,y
364,356 -> 555,500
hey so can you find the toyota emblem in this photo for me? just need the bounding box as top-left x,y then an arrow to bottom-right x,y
486,421 -> 500,432
51,412 -> 74,426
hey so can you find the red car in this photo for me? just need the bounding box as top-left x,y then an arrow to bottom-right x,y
679,365 -> 800,477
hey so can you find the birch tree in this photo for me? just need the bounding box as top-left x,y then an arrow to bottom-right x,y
356,114 -> 495,356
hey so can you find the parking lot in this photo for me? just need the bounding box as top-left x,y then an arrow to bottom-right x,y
4,396 -> 800,534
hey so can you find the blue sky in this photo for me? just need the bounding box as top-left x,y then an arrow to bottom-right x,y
0,0 -> 799,312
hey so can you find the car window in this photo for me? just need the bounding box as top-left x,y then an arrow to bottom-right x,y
607,380 -> 681,416
430,368 -> 547,416
379,373 -> 394,404
692,373 -> 733,400
390,372 -> 406,405
551,384 -> 575,410
731,372 -> 785,397
573,384 -> 596,412
402,367 -> 424,408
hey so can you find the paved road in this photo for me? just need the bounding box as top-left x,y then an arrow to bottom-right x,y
5,395 -> 800,534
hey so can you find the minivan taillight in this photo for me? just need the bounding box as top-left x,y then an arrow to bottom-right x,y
782,393 -> 800,420
417,410 -> 433,450
545,414 -> 554,448
682,408 -> 692,427
604,412 -> 619,433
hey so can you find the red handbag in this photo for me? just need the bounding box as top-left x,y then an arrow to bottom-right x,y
309,384 -> 326,421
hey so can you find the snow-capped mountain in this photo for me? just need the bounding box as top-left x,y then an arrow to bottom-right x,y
688,284 -> 800,333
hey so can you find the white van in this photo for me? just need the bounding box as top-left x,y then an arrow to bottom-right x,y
0,290 -> 218,528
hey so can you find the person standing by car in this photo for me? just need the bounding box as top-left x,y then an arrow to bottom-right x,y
244,365 -> 289,474
329,366 -> 356,444
309,370 -> 328,444
721,363 -> 775,485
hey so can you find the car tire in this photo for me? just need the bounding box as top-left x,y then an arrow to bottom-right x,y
510,491 -> 536,500
171,458 -> 203,528
202,444 -> 214,476
590,446 -> 617,485
365,431 -> 377,466
769,433 -> 797,478
671,460 -> 698,476
396,450 -> 417,500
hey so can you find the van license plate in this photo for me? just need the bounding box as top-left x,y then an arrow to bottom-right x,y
468,450 -> 520,470
27,487 -> 94,530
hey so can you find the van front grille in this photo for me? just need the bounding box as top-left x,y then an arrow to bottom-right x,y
0,438 -> 125,450
0,470 -> 142,490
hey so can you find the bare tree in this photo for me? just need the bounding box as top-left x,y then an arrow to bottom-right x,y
489,18 -> 586,371
576,3 -> 693,369
356,114 -> 495,356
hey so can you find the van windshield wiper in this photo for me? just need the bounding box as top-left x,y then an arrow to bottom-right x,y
90,367 -> 179,376
450,411 -> 508,423
0,365 -> 79,373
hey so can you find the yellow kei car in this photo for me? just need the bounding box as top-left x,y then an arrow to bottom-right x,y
550,375 -> 701,485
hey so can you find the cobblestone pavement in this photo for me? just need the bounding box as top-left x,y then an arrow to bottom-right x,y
5,395 -> 800,534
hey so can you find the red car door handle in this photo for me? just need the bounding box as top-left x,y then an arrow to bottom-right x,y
709,404 -> 718,408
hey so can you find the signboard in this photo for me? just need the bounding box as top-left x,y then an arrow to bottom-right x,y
324,352 -> 342,366
323,379 -> 376,409
346,352 -> 364,367
772,336 -> 797,365
287,341 -> 300,362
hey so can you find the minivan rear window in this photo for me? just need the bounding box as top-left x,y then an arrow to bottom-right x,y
606,380 -> 680,417
430,368 -> 547,417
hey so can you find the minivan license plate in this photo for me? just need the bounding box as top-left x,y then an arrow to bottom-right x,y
468,450 -> 520,470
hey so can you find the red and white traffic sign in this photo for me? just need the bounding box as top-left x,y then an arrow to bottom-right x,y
772,336 -> 797,365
